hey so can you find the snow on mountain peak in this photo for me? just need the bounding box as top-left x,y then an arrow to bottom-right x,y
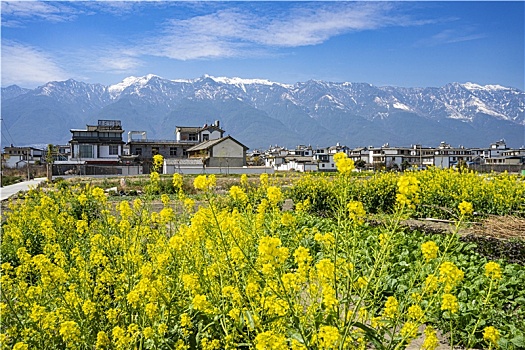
462,82 -> 509,91
108,74 -> 160,97
204,75 -> 292,89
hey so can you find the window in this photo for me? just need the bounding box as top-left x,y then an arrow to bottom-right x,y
109,145 -> 119,155
170,147 -> 177,156
79,145 -> 93,158
152,147 -> 159,155
202,134 -> 209,141
189,133 -> 198,141
135,148 -> 142,156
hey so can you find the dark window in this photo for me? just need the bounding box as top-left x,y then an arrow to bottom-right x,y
135,148 -> 142,156
202,134 -> 209,141
189,134 -> 198,141
79,145 -> 93,158
170,147 -> 177,156
109,145 -> 119,155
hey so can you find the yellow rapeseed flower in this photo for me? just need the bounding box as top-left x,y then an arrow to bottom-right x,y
229,185 -> 248,203
92,187 -> 106,202
172,173 -> 183,191
334,152 -> 354,175
13,343 -> 29,350
77,193 -> 88,206
407,304 -> 424,321
260,173 -> 269,187
484,261 -> 502,280
424,274 -> 438,293
421,241 -> 439,261
194,175 -> 207,190
266,186 -> 282,206
96,331 -> 110,349
192,294 -> 211,313
355,276 -> 368,289
347,201 -> 366,224
422,326 -> 439,350
153,154 -> 164,171
441,293 -> 459,314
400,321 -> 419,340
458,201 -> 473,216
483,326 -> 500,346
382,296 -> 399,319
318,325 -> 340,349
255,330 -> 288,350
59,320 -> 80,343
439,261 -> 464,292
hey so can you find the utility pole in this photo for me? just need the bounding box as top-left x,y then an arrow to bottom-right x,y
419,145 -> 422,168
0,117 -> 3,187
27,149 -> 30,180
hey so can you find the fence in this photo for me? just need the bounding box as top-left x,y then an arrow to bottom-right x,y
469,164 -> 525,173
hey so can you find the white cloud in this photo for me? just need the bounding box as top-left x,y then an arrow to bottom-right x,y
416,27 -> 486,47
77,48 -> 144,73
1,1 -> 79,26
1,0 -> 151,27
1,41 -> 71,87
144,2 -> 428,60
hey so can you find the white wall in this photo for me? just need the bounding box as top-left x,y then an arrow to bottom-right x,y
212,139 -> 243,158
201,130 -> 222,141
5,155 -> 23,168
99,145 -> 120,158
165,166 -> 274,175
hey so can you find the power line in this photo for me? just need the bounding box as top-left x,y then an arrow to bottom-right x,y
0,117 -> 16,146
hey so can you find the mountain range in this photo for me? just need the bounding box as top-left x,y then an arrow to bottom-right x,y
1,74 -> 524,150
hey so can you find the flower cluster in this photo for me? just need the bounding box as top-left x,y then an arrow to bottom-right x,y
458,200 -> 474,216
396,175 -> 419,209
194,174 -> 216,191
152,154 -> 164,172
421,241 -> 439,261
333,152 -> 354,175
483,326 -> 500,347
484,261 -> 502,280
347,201 -> 366,224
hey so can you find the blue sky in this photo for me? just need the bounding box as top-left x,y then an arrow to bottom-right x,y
1,1 -> 524,90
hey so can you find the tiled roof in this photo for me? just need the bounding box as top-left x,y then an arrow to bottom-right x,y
164,158 -> 203,166
187,138 -> 225,152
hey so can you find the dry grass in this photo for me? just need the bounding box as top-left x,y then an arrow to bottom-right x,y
472,215 -> 525,240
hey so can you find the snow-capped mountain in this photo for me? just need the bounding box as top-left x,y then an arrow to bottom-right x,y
1,75 -> 524,148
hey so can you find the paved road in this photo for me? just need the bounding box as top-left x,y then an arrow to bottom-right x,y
0,178 -> 48,201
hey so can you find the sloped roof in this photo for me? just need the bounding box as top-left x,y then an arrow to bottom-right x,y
187,136 -> 249,152
285,156 -> 317,163
201,125 -> 225,133
165,158 -> 203,166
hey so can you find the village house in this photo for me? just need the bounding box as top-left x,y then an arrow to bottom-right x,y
2,146 -> 44,168
186,136 -> 248,168
433,142 -> 473,168
348,147 -> 370,165
68,119 -> 124,164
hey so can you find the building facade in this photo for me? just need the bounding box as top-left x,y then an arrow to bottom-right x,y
69,120 -> 124,164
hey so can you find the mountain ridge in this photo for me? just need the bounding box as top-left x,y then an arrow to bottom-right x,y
2,75 -> 524,149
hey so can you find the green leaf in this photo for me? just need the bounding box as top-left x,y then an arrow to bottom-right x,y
353,322 -> 387,350
510,334 -> 525,348
243,310 -> 255,330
